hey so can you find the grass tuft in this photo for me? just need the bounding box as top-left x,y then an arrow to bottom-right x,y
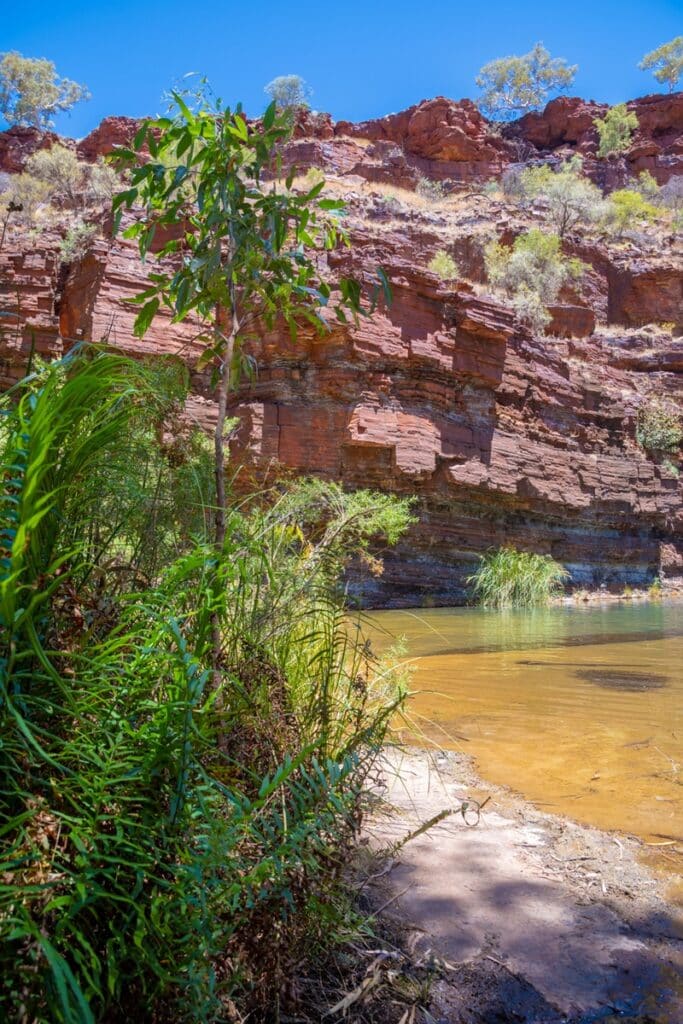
467,546 -> 569,608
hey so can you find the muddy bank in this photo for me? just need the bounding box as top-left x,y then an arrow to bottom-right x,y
364,748 -> 683,1024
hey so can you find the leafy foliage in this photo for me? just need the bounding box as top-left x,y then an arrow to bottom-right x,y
302,165 -> 326,189
594,104 -> 639,157
484,228 -> 585,332
636,401 -> 683,454
0,146 -> 120,233
0,170 -> 51,224
639,36 -> 683,93
476,42 -> 577,120
415,175 -> 446,202
0,350 -> 413,1023
428,250 -> 459,280
0,51 -> 90,129
468,547 -> 569,608
514,156 -> 606,236
264,73 -> 311,110
59,221 -> 98,263
111,87 -> 390,582
605,188 -> 658,237
26,144 -> 86,207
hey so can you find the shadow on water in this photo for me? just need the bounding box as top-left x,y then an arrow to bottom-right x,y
576,668 -> 670,691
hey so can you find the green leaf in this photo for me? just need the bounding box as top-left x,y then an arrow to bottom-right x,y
233,114 -> 249,141
303,180 -> 324,201
172,91 -> 196,126
376,266 -> 393,306
263,101 -> 276,130
112,188 -> 138,211
133,120 -> 149,150
133,298 -> 160,338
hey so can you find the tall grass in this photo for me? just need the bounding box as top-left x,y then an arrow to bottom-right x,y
467,546 -> 569,608
0,350 -> 413,1022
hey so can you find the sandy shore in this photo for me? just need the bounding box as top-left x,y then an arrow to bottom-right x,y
364,747 -> 683,1024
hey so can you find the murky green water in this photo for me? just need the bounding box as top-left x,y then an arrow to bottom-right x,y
367,601 -> 683,900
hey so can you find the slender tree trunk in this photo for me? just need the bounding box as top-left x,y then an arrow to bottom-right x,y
214,330 -> 235,551
211,302 -> 238,690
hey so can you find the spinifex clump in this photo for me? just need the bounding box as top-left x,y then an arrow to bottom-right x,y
468,546 -> 569,608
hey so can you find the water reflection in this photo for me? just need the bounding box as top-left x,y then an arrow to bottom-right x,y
367,601 -> 683,901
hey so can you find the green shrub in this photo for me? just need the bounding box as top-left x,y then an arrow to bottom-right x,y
510,283 -> 551,333
59,220 -> 98,263
0,350 -> 414,1023
517,156 -> 606,236
26,144 -> 84,207
428,249 -> 459,280
484,228 -> 586,331
302,165 -> 325,189
605,189 -> 658,237
84,158 -> 119,204
25,145 -> 120,212
636,401 -> 683,453
635,170 -> 660,202
594,104 -> 639,157
416,175 -> 446,201
0,170 -> 51,223
468,546 -> 569,608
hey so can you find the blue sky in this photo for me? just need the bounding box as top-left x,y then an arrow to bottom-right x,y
4,1 -> 682,138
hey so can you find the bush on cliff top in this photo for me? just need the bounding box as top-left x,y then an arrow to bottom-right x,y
594,104 -> 639,158
639,36 -> 683,94
468,546 -> 569,608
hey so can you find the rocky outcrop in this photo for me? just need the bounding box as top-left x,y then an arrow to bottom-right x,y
508,93 -> 683,184
338,97 -> 509,164
76,116 -> 141,162
0,126 -> 66,173
1,94 -> 681,605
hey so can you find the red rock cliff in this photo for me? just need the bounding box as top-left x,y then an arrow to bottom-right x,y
1,95 -> 681,605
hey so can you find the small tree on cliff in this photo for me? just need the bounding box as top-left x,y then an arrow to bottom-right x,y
0,51 -> 90,129
639,36 -> 683,93
594,104 -> 639,157
111,88 -> 388,674
264,74 -> 311,111
476,42 -> 577,120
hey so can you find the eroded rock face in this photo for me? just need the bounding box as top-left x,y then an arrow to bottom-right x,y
509,93 -> 683,183
1,95 -> 681,605
226,233 -> 682,604
0,126 -> 67,173
339,97 -> 509,164
76,116 -> 141,162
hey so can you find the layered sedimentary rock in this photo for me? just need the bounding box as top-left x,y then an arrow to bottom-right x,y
1,94 -> 682,605
228,229 -> 682,604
